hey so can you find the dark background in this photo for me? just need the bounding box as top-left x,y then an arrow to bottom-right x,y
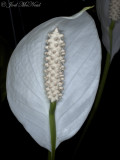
0,0 -> 119,159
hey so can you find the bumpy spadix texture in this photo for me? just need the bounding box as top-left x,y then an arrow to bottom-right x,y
44,28 -> 65,102
6,10 -> 101,151
96,0 -> 120,58
109,0 -> 120,21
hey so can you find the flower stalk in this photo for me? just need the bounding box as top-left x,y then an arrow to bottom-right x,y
109,20 -> 115,56
92,19 -> 115,107
49,101 -> 57,160
73,49 -> 111,160
73,3 -> 117,158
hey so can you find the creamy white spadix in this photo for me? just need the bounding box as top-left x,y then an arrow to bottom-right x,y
6,9 -> 101,151
44,28 -> 65,102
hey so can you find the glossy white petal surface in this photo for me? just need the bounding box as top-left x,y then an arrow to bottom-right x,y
6,10 -> 101,151
96,0 -> 120,58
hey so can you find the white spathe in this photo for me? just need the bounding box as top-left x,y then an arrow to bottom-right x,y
96,0 -> 120,59
6,10 -> 101,151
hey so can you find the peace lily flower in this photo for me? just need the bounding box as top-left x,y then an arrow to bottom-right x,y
96,0 -> 120,59
6,7 -> 101,154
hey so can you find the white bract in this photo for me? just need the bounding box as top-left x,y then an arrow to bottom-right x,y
96,0 -> 120,59
6,9 -> 101,151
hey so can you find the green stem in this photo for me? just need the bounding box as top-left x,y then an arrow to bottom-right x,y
92,52 -> 111,109
73,20 -> 115,159
73,52 -> 111,159
48,151 -> 51,160
48,101 -> 56,160
109,20 -> 115,55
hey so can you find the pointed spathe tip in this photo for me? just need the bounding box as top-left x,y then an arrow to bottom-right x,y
66,6 -> 94,20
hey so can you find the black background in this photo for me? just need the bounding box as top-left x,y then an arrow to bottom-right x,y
0,0 -> 120,159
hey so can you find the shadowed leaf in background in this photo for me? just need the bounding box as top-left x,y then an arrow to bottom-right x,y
0,36 -> 12,103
